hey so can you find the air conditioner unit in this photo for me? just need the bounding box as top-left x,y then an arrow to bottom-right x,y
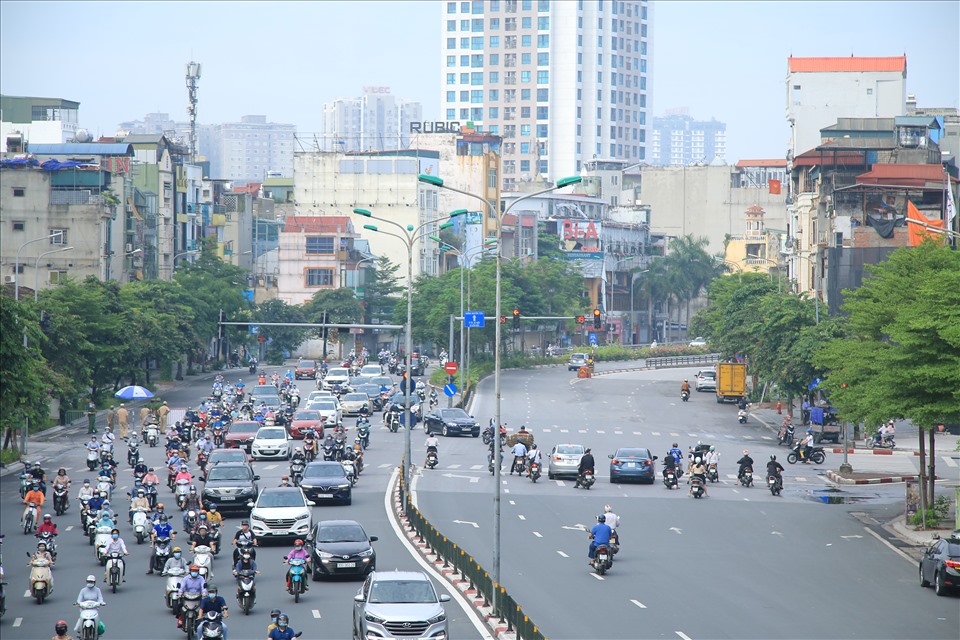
126,243 -> 133,253
3,275 -> 15,284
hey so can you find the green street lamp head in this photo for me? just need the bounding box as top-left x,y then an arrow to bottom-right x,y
363,224 -> 379,232
449,209 -> 468,217
352,208 -> 373,217
406,224 -> 414,231
555,176 -> 583,189
438,221 -> 455,231
418,174 -> 444,187
428,235 -> 443,244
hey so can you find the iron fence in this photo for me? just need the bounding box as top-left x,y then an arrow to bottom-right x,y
646,353 -> 720,369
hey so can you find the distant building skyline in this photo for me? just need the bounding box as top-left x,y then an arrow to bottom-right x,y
649,108 -> 726,166
320,86 -> 422,152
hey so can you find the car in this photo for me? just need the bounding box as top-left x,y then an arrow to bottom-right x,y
249,388 -> 283,412
360,364 -> 383,377
247,487 -> 312,539
423,408 -> 480,437
251,425 -> 291,460
249,384 -> 279,404
306,389 -> 335,403
295,360 -> 318,379
608,447 -> 658,484
349,375 -> 375,389
695,369 -> 717,392
353,384 -> 385,411
369,376 -> 394,390
689,336 -> 708,347
304,398 -> 342,427
200,462 -> 260,514
206,448 -> 253,469
299,461 -> 352,505
321,367 -> 351,391
548,443 -> 585,479
353,571 -> 450,640
308,519 -> 378,578
567,352 -> 589,371
288,410 -> 326,439
919,535 -> 960,595
340,392 -> 373,417
224,421 -> 262,452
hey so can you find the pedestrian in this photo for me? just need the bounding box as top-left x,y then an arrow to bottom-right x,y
116,404 -> 129,438
157,401 -> 170,430
106,406 -> 116,431
776,400 -> 782,415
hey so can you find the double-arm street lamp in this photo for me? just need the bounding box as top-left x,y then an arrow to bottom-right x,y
351,207 -> 467,494
34,246 -> 75,302
417,172 -> 581,612
353,255 -> 378,298
14,231 -> 64,301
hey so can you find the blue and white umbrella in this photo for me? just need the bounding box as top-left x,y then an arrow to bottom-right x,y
114,385 -> 154,400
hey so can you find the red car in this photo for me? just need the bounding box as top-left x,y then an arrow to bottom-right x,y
223,421 -> 262,452
295,360 -> 318,379
288,410 -> 325,439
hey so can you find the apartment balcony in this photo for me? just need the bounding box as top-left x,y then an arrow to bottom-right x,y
744,230 -> 766,241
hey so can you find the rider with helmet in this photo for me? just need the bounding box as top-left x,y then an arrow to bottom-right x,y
766,455 -> 785,490
267,613 -> 298,640
525,443 -> 542,477
588,514 -> 613,564
197,584 -> 229,640
284,539 -> 310,591
52,619 -> 72,640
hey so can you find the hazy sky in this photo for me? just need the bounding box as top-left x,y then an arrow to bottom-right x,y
2,1 -> 957,162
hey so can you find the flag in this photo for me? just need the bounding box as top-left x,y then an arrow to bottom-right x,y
946,173 -> 957,228
906,200 -> 945,246
768,179 -> 781,195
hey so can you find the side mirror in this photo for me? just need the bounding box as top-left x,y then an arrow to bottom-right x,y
354,593 -> 365,603
652,455 -> 659,461
199,477 -> 206,482
369,536 -> 378,542
439,594 -> 451,602
282,555 -> 288,561
253,475 -> 261,481
607,454 -> 614,459
246,501 -> 254,508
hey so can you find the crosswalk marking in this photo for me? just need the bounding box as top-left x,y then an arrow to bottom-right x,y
942,456 -> 958,468
470,464 -> 484,470
448,464 -> 461,469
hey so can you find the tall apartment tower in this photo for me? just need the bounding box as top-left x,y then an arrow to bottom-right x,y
649,109 -> 726,166
321,87 -> 423,152
203,115 -> 296,184
440,0 -> 651,191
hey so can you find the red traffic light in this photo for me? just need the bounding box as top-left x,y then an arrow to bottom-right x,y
576,315 -> 585,324
499,315 -> 507,324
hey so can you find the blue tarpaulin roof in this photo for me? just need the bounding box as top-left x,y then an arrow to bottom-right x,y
27,143 -> 134,156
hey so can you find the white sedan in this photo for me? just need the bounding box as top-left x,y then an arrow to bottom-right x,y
251,426 -> 291,460
689,336 -> 707,347
305,399 -> 342,427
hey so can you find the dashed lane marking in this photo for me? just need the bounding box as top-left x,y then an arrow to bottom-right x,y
676,632 -> 694,640
761,436 -> 773,440
312,609 -> 322,619
66,525 -> 74,531
670,432 -> 679,437
533,532 -> 542,537
651,431 -> 661,436
542,428 -> 552,433
614,431 -> 623,435
470,465 -> 483,470
378,463 -> 392,468
447,464 -> 461,469
13,618 -> 22,627
557,551 -> 569,558
518,515 -> 526,520
263,464 -> 278,470
560,429 -> 569,433
943,456 -> 958,468
579,429 -> 588,433
631,599 -> 647,609
633,431 -> 642,435
596,430 -> 606,434
591,573 -> 605,581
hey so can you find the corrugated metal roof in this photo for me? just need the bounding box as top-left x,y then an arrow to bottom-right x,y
788,56 -> 907,73
735,159 -> 787,168
894,116 -> 941,128
793,150 -> 865,167
28,143 -> 133,156
856,164 -> 956,187
283,215 -> 353,233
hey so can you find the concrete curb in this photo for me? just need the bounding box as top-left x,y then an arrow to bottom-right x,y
827,447 -> 922,456
826,471 -> 924,485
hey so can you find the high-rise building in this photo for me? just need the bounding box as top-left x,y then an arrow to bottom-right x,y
649,109 -> 726,166
320,87 -> 423,152
440,0 -> 651,191
203,115 -> 296,184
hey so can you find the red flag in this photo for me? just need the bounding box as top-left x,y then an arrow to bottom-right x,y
906,200 -> 945,246
768,179 -> 781,195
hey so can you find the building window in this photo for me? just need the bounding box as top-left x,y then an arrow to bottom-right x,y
447,2 -> 456,13
447,73 -> 456,84
490,17 -> 499,29
48,270 -> 68,284
520,160 -> 530,172
50,229 -> 67,245
538,16 -> 549,29
305,236 -> 334,255
13,187 -> 25,197
536,106 -> 548,119
792,84 -> 801,105
447,20 -> 456,31
471,72 -> 483,85
537,52 -> 549,66
537,70 -> 549,84
12,220 -> 25,231
447,108 -> 456,119
305,268 -> 335,288
522,34 -> 532,47
490,35 -> 499,47
521,70 -> 531,83
489,88 -> 499,100
537,124 -> 548,137
522,16 -> 532,29
521,106 -> 531,118
489,71 -> 499,83
489,106 -> 499,118
538,34 -> 549,48
537,88 -> 548,101
520,142 -> 530,153
447,55 -> 456,67
522,52 -> 531,65
471,89 -> 483,103
490,53 -> 499,65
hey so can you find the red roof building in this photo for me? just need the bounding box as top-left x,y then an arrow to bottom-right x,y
787,56 -> 907,74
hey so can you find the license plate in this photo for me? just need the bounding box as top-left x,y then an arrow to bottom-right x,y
598,554 -> 607,561
336,562 -> 356,568
219,496 -> 235,501
626,462 -> 638,468
317,493 -> 333,498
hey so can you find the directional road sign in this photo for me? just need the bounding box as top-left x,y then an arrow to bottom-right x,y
443,383 -> 457,397
588,333 -> 597,345
464,311 -> 485,328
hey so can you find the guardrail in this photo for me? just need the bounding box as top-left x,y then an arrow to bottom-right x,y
398,472 -> 548,640
646,353 -> 721,369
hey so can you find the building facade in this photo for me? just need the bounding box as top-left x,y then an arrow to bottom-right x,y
1,95 -> 81,145
320,87 -> 423,153
203,115 -> 296,184
277,215 -> 367,305
649,109 -> 726,166
440,0 -> 651,191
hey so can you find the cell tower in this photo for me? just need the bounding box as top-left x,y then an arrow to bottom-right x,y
185,61 -> 202,161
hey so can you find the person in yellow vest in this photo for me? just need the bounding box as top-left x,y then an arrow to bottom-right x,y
139,406 -> 152,431
157,401 -> 171,430
116,404 -> 130,438
106,406 -> 116,431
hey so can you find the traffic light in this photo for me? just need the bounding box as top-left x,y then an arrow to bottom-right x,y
512,308 -> 520,330
593,308 -> 602,329
499,315 -> 507,324
576,315 -> 586,325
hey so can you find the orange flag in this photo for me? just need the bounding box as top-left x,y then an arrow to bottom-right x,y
906,200 -> 945,246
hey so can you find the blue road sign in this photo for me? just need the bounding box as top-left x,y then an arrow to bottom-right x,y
464,311 -> 485,328
443,383 -> 457,397
588,333 -> 597,345
249,325 -> 260,335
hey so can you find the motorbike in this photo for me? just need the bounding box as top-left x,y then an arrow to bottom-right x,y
787,444 -> 826,465
778,423 -> 795,446
183,510 -> 199,536
175,480 -> 191,510
768,474 -> 783,496
425,450 -> 439,470
86,448 -> 99,471
738,468 -> 754,487
74,600 -> 104,640
84,509 -> 99,544
18,466 -> 33,498
681,389 -> 690,402
154,536 -> 173,573
193,544 -> 213,580
235,568 -> 257,614
529,460 -> 541,483
197,451 -> 209,473
36,530 -> 57,561
342,459 -> 358,486
385,409 -> 400,433
146,424 -> 160,448
94,526 -> 113,565
28,553 -> 53,603
96,476 -> 113,500
133,508 -> 150,544
249,362 -> 257,375
690,475 -> 706,499
574,470 -> 595,490
482,426 -> 507,446
706,463 -> 719,483
127,440 -> 141,467
357,423 -> 370,449
53,483 -> 70,515
872,434 -> 896,450
181,591 -> 202,638
22,501 -> 39,535
212,426 -> 225,448
285,557 -> 307,603
322,443 -> 336,462
106,551 -> 124,593
209,525 -> 222,557
662,467 -> 679,489
487,450 -> 502,475
429,390 -> 439,410
738,410 -> 748,424
592,543 -> 612,575
144,482 -> 159,510
511,456 -> 526,476
290,459 -> 306,487
234,538 -> 256,565
198,612 -> 226,639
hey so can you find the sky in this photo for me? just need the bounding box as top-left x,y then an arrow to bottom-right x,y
1,1 -> 958,162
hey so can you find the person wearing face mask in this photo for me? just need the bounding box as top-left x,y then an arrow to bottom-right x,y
74,575 -> 106,633
177,565 -> 206,629
51,619 -> 73,640
102,528 -> 129,582
284,540 -> 310,592
77,478 -> 96,501
147,514 -> 175,574
198,584 -> 229,640
267,613 -> 299,640
266,609 -> 281,636
162,546 -> 189,575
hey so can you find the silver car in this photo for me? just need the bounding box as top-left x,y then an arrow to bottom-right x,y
353,571 -> 450,640
548,443 -> 585,479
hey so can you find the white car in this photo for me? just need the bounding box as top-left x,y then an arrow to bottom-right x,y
306,390 -> 335,404
250,426 -> 291,460
359,364 -> 383,377
695,369 -> 717,392
248,487 -> 312,539
689,336 -> 707,347
321,367 -> 351,391
305,399 -> 342,427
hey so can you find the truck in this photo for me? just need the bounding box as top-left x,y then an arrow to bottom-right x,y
809,405 -> 842,444
715,362 -> 747,404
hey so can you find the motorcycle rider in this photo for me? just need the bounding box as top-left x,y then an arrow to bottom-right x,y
587,514 -> 613,565
197,584 -> 229,640
602,504 -> 621,546
133,457 -> 148,478
190,523 -> 218,555
424,434 -> 440,467
182,486 -> 204,529
53,467 -> 71,493
668,443 -> 684,475
284,539 -> 310,592
205,503 -> 223,529
177,565 -> 206,629
51,620 -> 72,640
127,483 -> 146,524
28,461 -> 48,494
233,520 -> 258,564
96,503 -> 116,528
232,551 -> 259,589
86,490 -> 106,514
30,540 -> 56,591
736,450 -> 755,481
37,513 -> 60,539
681,379 -> 691,396
268,613 -> 298,640
143,466 -> 161,487
151,502 -> 169,526
266,610 -> 282,637
101,528 -> 129,583
278,475 -> 292,488
800,430 -> 815,462
22,481 -> 46,526
766,455 -> 785,491
577,448 -> 596,484
704,445 -> 720,469
662,452 -> 680,480
510,439 -> 528,475
526,443 -> 543,478
162,546 -> 189,575
147,514 -> 175,574
688,457 -> 708,497
77,478 -> 95,502
74,575 -> 106,634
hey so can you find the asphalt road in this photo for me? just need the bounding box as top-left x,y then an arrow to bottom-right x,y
0,366 -> 485,640
409,364 -> 960,640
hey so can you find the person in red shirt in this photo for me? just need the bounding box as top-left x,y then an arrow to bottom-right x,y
37,513 -> 59,537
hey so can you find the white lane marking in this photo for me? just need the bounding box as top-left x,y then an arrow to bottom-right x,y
614,431 -> 623,435
448,464 -> 462,469
676,632 -> 694,640
651,431 -> 661,436
24,589 -> 31,597
670,432 -> 679,437
542,428 -> 552,433
761,436 -> 773,440
555,480 -> 566,487
504,488 -> 510,494
943,456 -> 958,468
509,500 -> 516,505
557,550 -> 569,557
591,573 -> 604,581
687,433 -> 697,437
560,429 -> 569,433
596,430 -> 606,434
120,486 -> 127,491
378,463 -> 392,468
578,429 -> 587,433
518,514 -> 526,521
263,464 -> 278,470
795,477 -> 808,482
312,609 -> 322,619
725,435 -> 736,439
732,489 -> 739,494
452,520 -> 479,528
742,435 -> 753,439
13,617 -> 23,627
470,464 -> 483,470
864,526 -> 915,564
631,599 -> 647,609
633,431 -> 642,435
726,474 -> 738,479
66,525 -> 74,531
533,531 -> 543,538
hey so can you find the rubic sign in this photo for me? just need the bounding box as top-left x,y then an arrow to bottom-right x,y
444,362 -> 458,375
410,121 -> 461,133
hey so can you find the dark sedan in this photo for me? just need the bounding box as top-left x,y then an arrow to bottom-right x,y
919,535 -> 960,595
608,447 -> 658,484
224,421 -> 262,452
299,461 -> 352,506
423,408 -> 480,437
308,519 -> 378,579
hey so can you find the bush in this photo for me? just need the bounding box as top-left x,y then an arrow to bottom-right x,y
909,494 -> 952,528
1,448 -> 22,465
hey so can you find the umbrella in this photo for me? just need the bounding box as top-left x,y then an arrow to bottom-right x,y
114,385 -> 154,400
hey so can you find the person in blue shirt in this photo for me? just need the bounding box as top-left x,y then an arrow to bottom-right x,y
267,613 -> 298,640
87,492 -> 105,513
197,584 -> 229,640
588,514 -> 612,564
147,514 -> 175,574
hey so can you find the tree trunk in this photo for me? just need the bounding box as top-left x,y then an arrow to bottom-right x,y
647,294 -> 654,344
928,428 -> 936,509
918,429 -> 927,510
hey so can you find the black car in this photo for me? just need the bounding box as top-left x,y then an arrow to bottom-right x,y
423,408 -> 480,437
200,462 -> 260,515
308,519 -> 378,578
919,535 -> 960,595
299,461 -> 352,505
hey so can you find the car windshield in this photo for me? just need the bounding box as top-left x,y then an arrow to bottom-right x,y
257,396 -> 281,405
230,423 -> 260,434
439,409 -> 470,420
252,386 -> 276,395
256,428 -> 286,440
299,361 -> 316,368
700,371 -> 716,379
327,368 -> 349,377
310,402 -> 337,411
256,491 -> 305,508
616,448 -> 650,458
317,523 -> 367,543
355,385 -> 380,395
557,445 -> 584,455
206,467 -> 252,481
371,377 -> 393,387
343,394 -> 367,402
294,411 -> 320,421
209,453 -> 246,464
369,580 -> 437,604
304,464 -> 347,479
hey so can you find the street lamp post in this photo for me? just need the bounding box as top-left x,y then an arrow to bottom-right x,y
353,256 -> 377,298
629,268 -> 650,345
746,253 -> 782,292
173,249 -> 200,265
418,173 -> 581,614
34,246 -> 75,302
14,231 -> 64,301
352,207 -> 466,496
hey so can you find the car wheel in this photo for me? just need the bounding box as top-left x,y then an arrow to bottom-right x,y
442,425 -> 449,437
919,564 -> 931,588
548,471 -> 555,480
935,571 -> 949,596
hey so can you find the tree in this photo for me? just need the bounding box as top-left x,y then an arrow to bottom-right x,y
120,279 -> 200,382
302,288 -> 364,356
363,256 -> 403,326
815,241 -> 960,506
255,299 -> 308,362
0,296 -> 51,442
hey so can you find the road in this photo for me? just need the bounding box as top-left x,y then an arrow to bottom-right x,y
0,366 -> 486,640
410,364 -> 960,640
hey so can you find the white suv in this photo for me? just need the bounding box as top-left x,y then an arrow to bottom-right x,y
695,370 -> 717,392
248,487 -> 312,540
353,571 -> 450,640
321,367 -> 351,391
